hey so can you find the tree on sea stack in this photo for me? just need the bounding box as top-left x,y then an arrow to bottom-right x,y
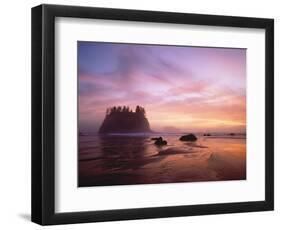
136,105 -> 146,116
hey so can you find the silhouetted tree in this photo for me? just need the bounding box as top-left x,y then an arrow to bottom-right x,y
135,105 -> 146,117
106,105 -> 146,116
122,106 -> 130,113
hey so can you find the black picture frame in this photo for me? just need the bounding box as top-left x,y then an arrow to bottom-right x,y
31,4 -> 274,225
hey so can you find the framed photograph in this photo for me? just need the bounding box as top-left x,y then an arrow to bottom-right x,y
31,4 -> 274,225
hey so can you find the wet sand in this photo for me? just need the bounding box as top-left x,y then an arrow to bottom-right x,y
78,134 -> 246,187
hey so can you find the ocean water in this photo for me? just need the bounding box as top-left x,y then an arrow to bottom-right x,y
78,133 -> 246,187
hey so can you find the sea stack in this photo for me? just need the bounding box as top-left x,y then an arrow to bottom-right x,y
98,106 -> 152,134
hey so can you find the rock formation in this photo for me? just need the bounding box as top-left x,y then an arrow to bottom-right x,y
179,134 -> 198,142
152,137 -> 167,146
98,106 -> 152,134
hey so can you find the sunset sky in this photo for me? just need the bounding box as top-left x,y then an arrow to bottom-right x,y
78,42 -> 246,133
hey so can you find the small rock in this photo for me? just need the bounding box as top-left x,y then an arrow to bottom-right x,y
179,134 -> 197,142
153,137 -> 167,145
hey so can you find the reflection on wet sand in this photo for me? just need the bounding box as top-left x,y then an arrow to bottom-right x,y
79,134 -> 246,187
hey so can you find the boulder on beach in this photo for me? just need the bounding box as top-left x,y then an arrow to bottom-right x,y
153,137 -> 167,146
179,134 -> 197,142
203,133 -> 211,136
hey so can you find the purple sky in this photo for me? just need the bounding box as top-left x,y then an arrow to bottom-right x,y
78,41 -> 246,133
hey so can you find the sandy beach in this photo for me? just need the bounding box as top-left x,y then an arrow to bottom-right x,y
79,133 -> 246,187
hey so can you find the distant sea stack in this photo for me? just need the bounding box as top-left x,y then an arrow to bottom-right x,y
98,106 -> 152,134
